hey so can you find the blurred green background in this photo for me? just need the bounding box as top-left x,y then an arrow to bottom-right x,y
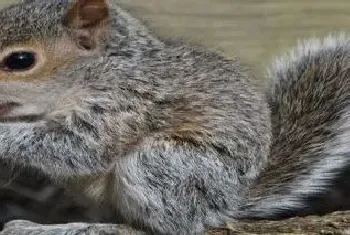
1,0 -> 350,75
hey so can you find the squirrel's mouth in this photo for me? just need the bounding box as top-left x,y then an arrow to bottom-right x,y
0,102 -> 44,123
0,114 -> 44,123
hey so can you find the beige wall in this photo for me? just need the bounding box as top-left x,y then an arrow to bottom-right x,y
1,0 -> 350,74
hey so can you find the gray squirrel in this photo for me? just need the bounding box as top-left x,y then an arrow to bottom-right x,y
0,0 -> 349,234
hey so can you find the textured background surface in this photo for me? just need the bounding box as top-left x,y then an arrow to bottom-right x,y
2,0 -> 350,74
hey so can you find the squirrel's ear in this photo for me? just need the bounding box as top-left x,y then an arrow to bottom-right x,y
63,0 -> 110,50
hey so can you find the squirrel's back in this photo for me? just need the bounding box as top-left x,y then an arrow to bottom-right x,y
240,35 -> 350,218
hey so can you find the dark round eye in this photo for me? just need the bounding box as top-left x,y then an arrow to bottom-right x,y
0,51 -> 36,72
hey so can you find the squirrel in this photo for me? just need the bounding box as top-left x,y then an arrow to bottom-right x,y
0,0 -> 349,234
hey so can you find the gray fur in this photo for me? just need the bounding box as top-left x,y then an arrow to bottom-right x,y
0,0 -> 349,234
239,35 -> 350,218
0,0 -> 270,234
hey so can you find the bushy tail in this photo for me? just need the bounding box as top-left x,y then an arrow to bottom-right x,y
239,34 -> 350,219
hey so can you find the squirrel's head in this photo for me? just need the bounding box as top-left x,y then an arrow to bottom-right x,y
0,0 -> 124,123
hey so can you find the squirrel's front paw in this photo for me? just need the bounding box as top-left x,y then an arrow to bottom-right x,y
0,220 -> 147,235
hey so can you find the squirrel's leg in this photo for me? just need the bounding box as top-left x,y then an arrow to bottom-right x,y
109,137 -> 254,235
0,220 -> 146,235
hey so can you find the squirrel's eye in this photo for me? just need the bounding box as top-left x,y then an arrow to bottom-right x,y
0,51 -> 36,72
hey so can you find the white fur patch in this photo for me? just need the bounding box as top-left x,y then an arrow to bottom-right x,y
290,109 -> 350,195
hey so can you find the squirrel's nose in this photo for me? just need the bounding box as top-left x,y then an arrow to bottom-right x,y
0,102 -> 21,117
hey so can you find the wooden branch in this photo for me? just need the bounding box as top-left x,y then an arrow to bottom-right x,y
206,211 -> 350,235
1,211 -> 350,235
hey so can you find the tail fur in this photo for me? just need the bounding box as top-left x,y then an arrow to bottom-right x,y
239,34 -> 350,219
